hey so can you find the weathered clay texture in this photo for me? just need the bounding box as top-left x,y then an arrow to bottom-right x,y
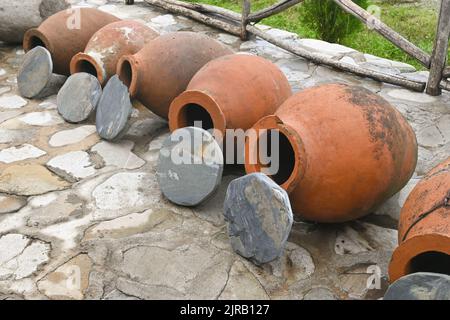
23,7 -> 120,75
246,84 -> 418,223
117,32 -> 233,119
70,20 -> 159,86
389,157 -> 450,282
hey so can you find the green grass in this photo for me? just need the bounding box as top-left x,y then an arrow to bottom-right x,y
187,0 -> 450,70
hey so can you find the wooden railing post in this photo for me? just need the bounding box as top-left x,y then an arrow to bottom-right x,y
241,0 -> 251,41
427,0 -> 450,96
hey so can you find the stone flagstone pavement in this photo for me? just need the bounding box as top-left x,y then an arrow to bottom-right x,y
0,0 -> 449,300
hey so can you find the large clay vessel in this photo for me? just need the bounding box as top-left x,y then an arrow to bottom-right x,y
116,32 -> 233,119
168,54 -> 292,134
23,8 -> 120,75
245,83 -> 418,223
0,0 -> 69,44
389,157 -> 450,283
70,20 -> 159,86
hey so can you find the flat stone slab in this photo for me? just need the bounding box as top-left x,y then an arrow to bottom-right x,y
384,272 -> 450,300
91,140 -> 145,169
37,254 -> 92,300
0,194 -> 27,214
157,127 -> 224,206
223,173 -> 293,264
47,151 -> 97,182
18,111 -> 64,126
92,172 -> 160,212
0,144 -> 46,163
48,125 -> 97,147
96,75 -> 132,141
0,233 -> 51,280
0,164 -> 70,196
57,73 -> 102,123
0,95 -> 27,109
0,110 -> 23,124
17,46 -> 52,99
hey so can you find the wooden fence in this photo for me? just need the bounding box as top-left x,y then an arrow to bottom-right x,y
128,0 -> 450,96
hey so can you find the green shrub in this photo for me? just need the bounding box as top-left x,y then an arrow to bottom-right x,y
300,0 -> 370,43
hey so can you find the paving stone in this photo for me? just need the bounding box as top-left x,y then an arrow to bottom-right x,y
17,46 -> 66,99
0,95 -> 27,109
48,125 -> 97,147
84,208 -> 182,241
92,172 -> 160,211
224,173 -> 293,264
0,110 -> 23,124
384,273 -> 450,300
261,242 -> 315,284
334,222 -> 397,255
157,127 -> 223,206
96,75 -> 132,141
119,243 -> 232,299
0,194 -> 27,214
0,164 -> 70,196
91,140 -> 145,169
143,131 -> 170,163
340,56 -> 358,66
0,144 -> 46,163
26,191 -> 86,228
417,125 -> 445,147
387,88 -> 437,103
0,86 -> 11,95
217,33 -> 239,45
303,287 -> 337,300
47,151 -> 97,182
0,234 -> 50,280
18,111 -> 64,126
151,14 -> 177,26
299,39 -> 356,56
437,114 -> 450,141
37,254 -> 93,300
218,261 -> 270,300
0,128 -> 36,144
57,73 -> 102,123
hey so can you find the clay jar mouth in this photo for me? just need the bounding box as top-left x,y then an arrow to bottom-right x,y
168,90 -> 227,135
70,53 -> 105,85
245,115 -> 305,194
389,234 -> 450,283
117,55 -> 139,97
23,28 -> 53,54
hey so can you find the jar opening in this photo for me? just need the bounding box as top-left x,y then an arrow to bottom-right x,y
407,251 -> 450,275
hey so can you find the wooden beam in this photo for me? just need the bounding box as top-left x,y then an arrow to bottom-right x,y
144,0 -> 242,36
151,0 -> 241,21
426,0 -> 450,95
246,25 -> 426,92
248,0 -> 303,22
332,0 -> 431,67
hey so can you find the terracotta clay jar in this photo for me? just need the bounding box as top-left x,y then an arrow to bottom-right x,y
168,54 -> 292,134
389,157 -> 450,283
23,8 -> 119,75
116,32 -> 233,119
70,20 -> 158,86
245,83 -> 418,223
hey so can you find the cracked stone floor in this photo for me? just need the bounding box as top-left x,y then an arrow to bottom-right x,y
0,0 -> 449,300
